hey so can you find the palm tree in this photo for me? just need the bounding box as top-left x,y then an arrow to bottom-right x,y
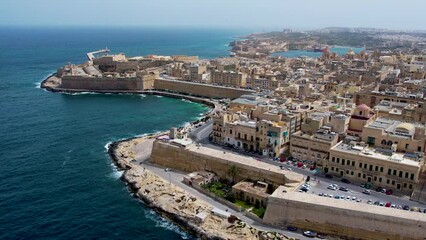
228,165 -> 238,184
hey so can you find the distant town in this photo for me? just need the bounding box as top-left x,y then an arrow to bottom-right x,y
42,27 -> 426,240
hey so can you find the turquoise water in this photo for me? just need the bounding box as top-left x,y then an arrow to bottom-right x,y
0,27 -> 249,239
272,46 -> 364,58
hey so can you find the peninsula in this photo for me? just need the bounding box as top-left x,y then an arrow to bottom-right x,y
42,27 -> 426,240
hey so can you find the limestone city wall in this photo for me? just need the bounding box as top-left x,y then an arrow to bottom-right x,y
60,76 -> 145,91
263,192 -> 426,240
154,79 -> 255,99
150,140 -> 301,189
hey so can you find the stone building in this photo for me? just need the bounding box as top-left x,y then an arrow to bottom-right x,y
211,70 -> 247,87
326,141 -> 424,194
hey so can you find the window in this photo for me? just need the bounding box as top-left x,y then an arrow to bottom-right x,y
409,184 -> 412,189
347,160 -> 350,166
336,168 -> 339,172
399,171 -> 403,178
352,161 -> 355,166
358,173 -> 361,177
393,170 -> 397,175
363,174 -> 366,179
392,180 -> 395,185
369,165 -> 373,171
332,157 -> 335,162
342,159 -> 345,165
374,176 -> 377,181
379,177 -> 382,182
367,136 -> 375,145
405,172 -> 409,178
418,146 -> 422,152
404,183 -> 407,188
351,171 -> 354,175
411,173 -> 414,180
359,163 -> 362,168
387,179 -> 390,184
375,166 -> 378,171
364,164 -> 367,169
346,170 -> 349,174
388,169 -> 391,175
380,167 -> 383,172
381,139 -> 386,145
331,167 -> 334,171
405,143 -> 409,149
387,140 -> 392,146
230,129 -> 232,134
337,158 -> 340,163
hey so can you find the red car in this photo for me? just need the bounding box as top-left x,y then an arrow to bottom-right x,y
385,202 -> 391,207
386,189 -> 393,195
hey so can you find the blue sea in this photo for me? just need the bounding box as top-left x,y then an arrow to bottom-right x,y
272,46 -> 364,58
0,27 -> 250,240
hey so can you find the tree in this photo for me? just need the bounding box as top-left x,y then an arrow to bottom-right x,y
228,165 -> 238,184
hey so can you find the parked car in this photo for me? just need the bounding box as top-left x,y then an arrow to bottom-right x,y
339,186 -> 349,192
287,226 -> 297,231
403,205 -> 410,211
303,231 -> 317,238
341,178 -> 351,184
367,200 -> 373,205
386,189 -> 393,195
318,193 -> 324,196
362,189 -> 371,195
376,187 -> 382,192
325,173 -> 333,179
374,201 -> 380,205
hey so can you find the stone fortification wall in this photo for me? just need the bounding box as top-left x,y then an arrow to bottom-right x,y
60,76 -> 144,91
150,140 -> 302,189
154,79 -> 255,99
263,191 -> 426,240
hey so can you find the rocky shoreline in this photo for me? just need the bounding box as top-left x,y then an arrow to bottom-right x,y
107,136 -> 291,240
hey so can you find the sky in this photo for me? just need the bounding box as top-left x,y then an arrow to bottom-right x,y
1,0 -> 425,31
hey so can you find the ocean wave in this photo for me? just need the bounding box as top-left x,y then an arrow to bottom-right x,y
139,94 -> 147,98
181,99 -> 193,103
156,95 -> 163,98
144,209 -> 191,239
109,163 -> 124,180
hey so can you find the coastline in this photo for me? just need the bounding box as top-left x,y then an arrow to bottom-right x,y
40,78 -> 292,239
107,135 -> 291,240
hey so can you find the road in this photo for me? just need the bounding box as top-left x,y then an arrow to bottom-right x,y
188,121 -> 426,210
133,138 -> 318,239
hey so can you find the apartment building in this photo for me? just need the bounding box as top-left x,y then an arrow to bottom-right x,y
211,112 -> 288,157
211,70 -> 247,87
327,141 -> 424,194
290,129 -> 339,169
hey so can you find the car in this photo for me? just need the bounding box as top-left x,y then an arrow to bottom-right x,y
300,187 -> 309,192
379,202 -> 385,206
325,173 -> 333,179
327,185 -> 337,190
374,201 -> 380,206
323,194 -> 328,197
164,168 -> 171,172
334,195 -> 340,199
329,194 -> 333,198
280,165 -> 285,170
381,188 -> 387,194
340,195 -> 345,199
318,193 -> 324,196
403,205 -> 410,211
367,200 -> 373,205
341,178 -> 351,184
362,189 -> 371,195
287,226 -> 297,231
423,209 -> 426,213
352,196 -> 357,201
391,204 -> 396,208
346,196 -> 351,200
287,168 -> 292,171
356,199 -> 361,202
376,187 -> 382,192
339,186 -> 349,192
303,231 -> 318,238
386,189 -> 393,195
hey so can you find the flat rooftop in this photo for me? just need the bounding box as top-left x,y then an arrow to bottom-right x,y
331,142 -> 421,168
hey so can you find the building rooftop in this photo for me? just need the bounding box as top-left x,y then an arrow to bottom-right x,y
331,141 -> 421,167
